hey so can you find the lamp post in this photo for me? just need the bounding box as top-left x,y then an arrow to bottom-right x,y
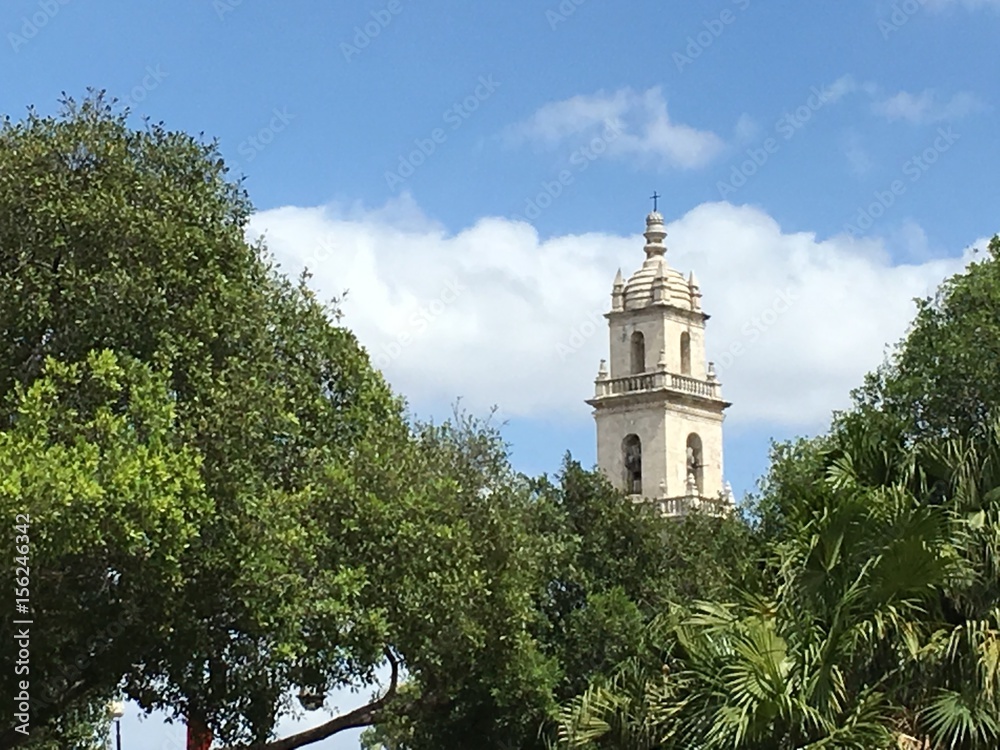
297,687 -> 325,712
108,700 -> 124,750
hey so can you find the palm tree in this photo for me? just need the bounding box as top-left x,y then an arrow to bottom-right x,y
555,414 -> 1000,749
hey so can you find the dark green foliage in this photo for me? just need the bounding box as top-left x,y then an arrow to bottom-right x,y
0,94 -> 558,749
853,236 -> 1000,440
363,458 -> 758,750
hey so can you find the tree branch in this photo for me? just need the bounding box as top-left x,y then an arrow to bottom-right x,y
230,649 -> 401,750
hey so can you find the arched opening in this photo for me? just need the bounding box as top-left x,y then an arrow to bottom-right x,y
686,433 -> 703,494
622,434 -> 642,495
680,332 -> 691,375
630,332 -> 645,374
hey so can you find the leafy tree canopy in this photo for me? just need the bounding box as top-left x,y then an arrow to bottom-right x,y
853,235 -> 1000,440
0,94 -> 572,750
363,458 -> 759,750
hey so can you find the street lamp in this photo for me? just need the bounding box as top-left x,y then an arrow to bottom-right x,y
297,687 -> 325,712
108,700 -> 124,750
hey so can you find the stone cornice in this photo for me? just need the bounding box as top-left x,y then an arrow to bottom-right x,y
587,390 -> 730,417
605,303 -> 709,324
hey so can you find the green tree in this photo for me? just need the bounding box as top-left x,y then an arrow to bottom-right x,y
0,91 -> 410,747
0,94 -> 559,750
854,235 -> 1000,440
363,459 -> 759,750
1,352 -> 208,749
530,461 -> 759,705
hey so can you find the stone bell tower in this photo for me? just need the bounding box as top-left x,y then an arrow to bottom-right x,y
586,207 -> 733,516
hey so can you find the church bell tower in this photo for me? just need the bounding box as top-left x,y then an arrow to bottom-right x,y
586,207 -> 733,516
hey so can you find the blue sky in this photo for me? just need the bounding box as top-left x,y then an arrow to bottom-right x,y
5,1 -> 999,747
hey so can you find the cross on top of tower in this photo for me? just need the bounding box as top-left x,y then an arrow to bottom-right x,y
650,191 -> 660,212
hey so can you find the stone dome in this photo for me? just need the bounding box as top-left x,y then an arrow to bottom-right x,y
623,258 -> 691,309
619,211 -> 699,310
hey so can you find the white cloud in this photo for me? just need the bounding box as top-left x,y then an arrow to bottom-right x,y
821,74 -> 860,104
506,87 -> 725,170
872,89 -> 985,123
250,196 -> 976,431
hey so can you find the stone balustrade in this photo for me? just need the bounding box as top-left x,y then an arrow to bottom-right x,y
607,373 -> 656,394
656,494 -> 731,518
594,370 -> 720,400
669,373 -> 718,398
